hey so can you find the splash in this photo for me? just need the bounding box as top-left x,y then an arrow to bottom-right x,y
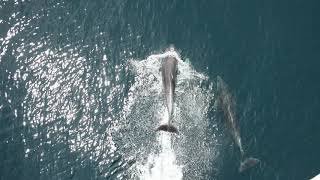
137,112 -> 183,180
119,49 -> 219,180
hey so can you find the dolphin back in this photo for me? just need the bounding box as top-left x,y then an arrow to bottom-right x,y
217,76 -> 260,173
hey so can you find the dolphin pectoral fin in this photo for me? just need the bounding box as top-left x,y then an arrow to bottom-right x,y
239,157 -> 260,173
156,124 -> 179,134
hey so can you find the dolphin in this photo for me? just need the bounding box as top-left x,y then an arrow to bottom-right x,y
155,55 -> 179,134
216,76 -> 260,172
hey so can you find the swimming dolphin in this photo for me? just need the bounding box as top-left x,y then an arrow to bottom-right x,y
216,76 -> 260,172
155,55 -> 179,134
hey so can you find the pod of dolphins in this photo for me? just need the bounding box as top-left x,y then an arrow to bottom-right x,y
154,46 -> 260,172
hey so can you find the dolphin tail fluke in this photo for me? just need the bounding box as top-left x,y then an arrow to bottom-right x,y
156,124 -> 178,134
239,157 -> 260,172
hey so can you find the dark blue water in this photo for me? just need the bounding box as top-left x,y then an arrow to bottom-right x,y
1,0 -> 320,179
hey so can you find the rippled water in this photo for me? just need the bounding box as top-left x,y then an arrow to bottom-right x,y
1,0 -> 320,180
1,1 -> 218,179
0,1 -> 139,179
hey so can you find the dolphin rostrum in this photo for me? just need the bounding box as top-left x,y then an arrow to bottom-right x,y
156,55 -> 179,134
216,76 -> 260,172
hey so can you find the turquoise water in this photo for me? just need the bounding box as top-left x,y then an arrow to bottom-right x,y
1,0 -> 320,179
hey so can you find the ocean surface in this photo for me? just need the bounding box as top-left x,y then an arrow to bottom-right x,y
1,0 -> 320,179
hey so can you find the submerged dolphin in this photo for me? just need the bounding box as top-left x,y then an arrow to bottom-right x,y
216,76 -> 260,172
155,55 -> 179,134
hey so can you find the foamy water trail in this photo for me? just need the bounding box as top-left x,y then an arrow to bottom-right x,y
137,111 -> 183,180
127,50 -> 184,180
119,49 -> 220,180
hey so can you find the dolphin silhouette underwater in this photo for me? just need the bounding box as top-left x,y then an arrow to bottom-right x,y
155,51 -> 179,134
216,76 -> 260,172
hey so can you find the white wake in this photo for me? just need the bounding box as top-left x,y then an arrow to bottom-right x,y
119,48 -> 219,180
